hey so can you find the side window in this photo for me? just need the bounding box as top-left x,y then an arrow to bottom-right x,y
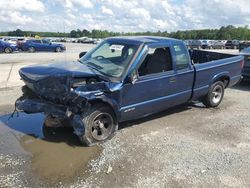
33,40 -> 41,44
138,47 -> 173,76
42,39 -> 49,44
173,44 -> 189,70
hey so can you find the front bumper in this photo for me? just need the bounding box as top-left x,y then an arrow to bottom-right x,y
60,46 -> 66,51
16,98 -> 67,116
16,95 -> 85,137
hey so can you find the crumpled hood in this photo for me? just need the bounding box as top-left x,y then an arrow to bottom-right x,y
19,61 -> 96,81
18,60 -> 124,105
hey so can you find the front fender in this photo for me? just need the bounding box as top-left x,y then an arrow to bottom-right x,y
88,94 -> 121,120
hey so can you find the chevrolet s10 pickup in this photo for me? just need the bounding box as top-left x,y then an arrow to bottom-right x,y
16,36 -> 244,146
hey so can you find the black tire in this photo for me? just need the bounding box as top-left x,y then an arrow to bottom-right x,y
55,47 -> 62,52
203,81 -> 225,108
4,47 -> 13,53
28,46 -> 35,53
79,104 -> 118,146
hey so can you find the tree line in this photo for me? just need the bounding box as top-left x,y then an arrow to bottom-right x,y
1,25 -> 250,40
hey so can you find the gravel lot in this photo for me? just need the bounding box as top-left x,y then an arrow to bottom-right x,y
0,44 -> 249,187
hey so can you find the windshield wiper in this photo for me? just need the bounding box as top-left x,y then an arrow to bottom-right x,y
77,59 -> 111,81
78,59 -> 84,64
87,62 -> 103,70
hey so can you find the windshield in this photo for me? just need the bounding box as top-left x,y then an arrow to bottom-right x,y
79,40 -> 140,79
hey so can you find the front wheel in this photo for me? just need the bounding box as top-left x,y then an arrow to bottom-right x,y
202,81 -> 225,108
79,105 -> 118,146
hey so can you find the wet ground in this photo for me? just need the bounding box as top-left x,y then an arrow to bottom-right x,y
0,113 -> 101,187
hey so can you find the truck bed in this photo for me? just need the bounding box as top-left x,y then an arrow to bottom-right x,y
190,50 -> 235,64
190,50 -> 243,100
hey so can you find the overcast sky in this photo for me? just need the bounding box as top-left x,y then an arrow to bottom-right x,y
0,0 -> 250,32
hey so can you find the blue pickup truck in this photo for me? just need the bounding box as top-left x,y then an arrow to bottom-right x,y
16,36 -> 244,146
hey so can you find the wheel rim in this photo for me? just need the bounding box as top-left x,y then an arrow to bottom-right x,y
29,47 -> 34,52
5,47 -> 11,53
212,85 -> 223,104
91,113 -> 113,141
56,47 -> 61,52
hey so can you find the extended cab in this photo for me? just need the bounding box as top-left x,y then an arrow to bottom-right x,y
16,37 -> 244,146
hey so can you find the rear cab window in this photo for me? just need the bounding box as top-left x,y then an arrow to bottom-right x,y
42,39 -> 50,44
32,40 -> 41,44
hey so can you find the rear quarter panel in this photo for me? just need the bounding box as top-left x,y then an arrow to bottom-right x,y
192,56 -> 243,100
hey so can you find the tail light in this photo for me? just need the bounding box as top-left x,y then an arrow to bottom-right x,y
240,60 -> 245,69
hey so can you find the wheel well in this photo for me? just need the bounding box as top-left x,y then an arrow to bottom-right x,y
4,47 -> 12,53
215,76 -> 230,88
89,100 -> 118,123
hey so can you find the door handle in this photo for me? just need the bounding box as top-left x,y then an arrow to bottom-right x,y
169,77 -> 176,83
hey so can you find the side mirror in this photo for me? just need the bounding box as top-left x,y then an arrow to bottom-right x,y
127,71 -> 138,84
79,51 -> 87,58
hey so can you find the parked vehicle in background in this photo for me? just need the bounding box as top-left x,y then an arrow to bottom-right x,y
16,36 -> 243,146
225,40 -> 239,49
93,38 -> 102,44
16,38 -> 27,50
20,39 -> 66,52
187,40 -> 202,49
240,47 -> 250,79
72,38 -> 78,43
77,37 -> 88,43
239,41 -> 250,51
201,40 -> 213,49
3,38 -> 18,44
0,40 -> 18,53
81,38 -> 94,44
211,40 -> 225,49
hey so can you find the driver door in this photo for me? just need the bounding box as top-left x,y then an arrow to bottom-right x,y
120,44 -> 194,122
41,39 -> 51,51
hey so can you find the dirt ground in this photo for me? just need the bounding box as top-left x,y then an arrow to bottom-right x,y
0,44 -> 249,187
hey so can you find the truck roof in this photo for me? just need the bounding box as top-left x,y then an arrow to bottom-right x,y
107,36 -> 181,45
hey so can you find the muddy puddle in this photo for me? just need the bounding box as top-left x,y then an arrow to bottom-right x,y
0,113 -> 102,185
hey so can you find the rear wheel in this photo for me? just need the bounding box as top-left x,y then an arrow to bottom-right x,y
203,81 -> 225,107
4,47 -> 12,53
55,47 -> 62,52
28,47 -> 35,53
79,104 -> 118,146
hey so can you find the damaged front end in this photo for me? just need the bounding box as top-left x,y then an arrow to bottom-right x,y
16,73 -> 112,138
